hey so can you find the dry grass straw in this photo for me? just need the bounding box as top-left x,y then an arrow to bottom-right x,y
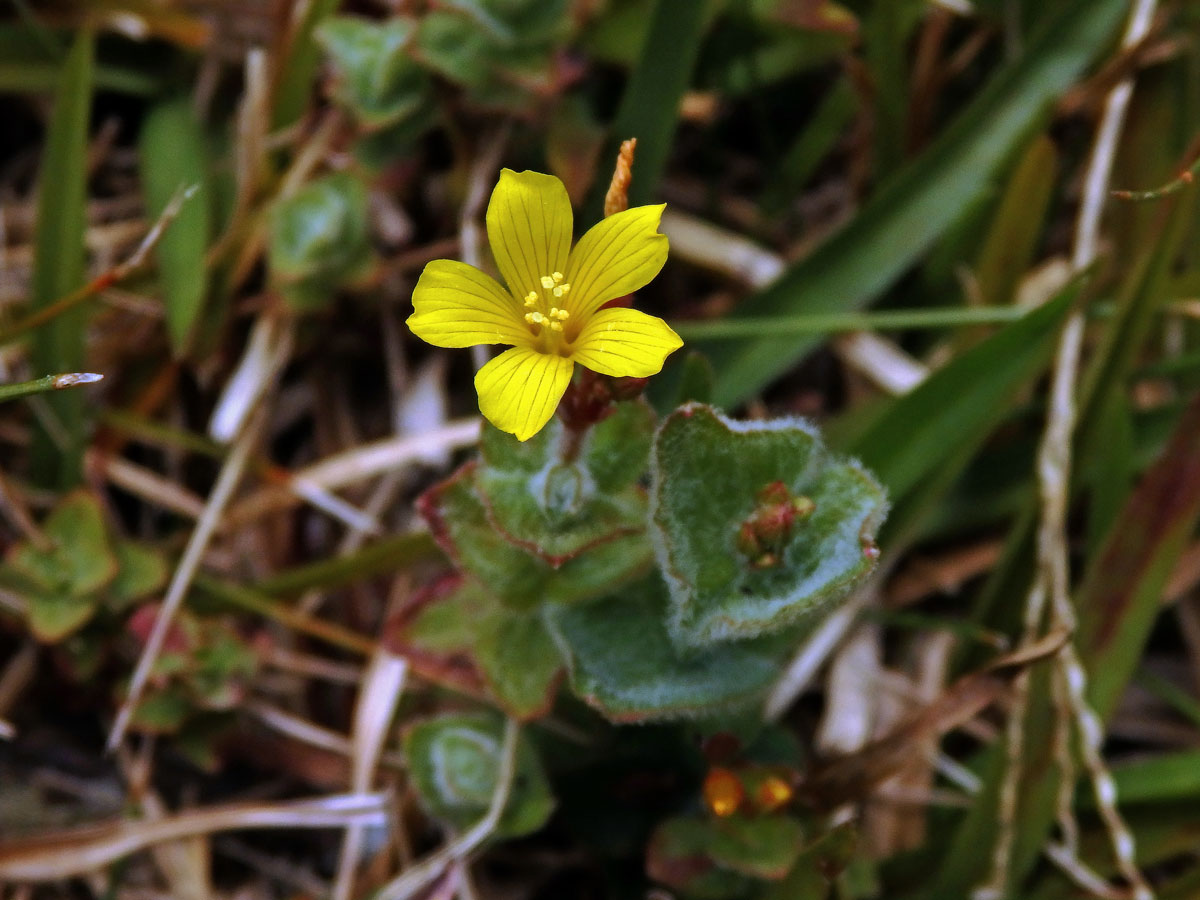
107,408 -> 266,752
0,793 -> 389,882
373,717 -> 521,900
976,2 -> 1160,898
331,643 -> 409,900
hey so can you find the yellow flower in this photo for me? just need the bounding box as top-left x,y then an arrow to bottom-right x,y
407,169 -> 684,441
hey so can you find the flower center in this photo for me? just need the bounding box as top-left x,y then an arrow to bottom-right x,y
522,272 -> 572,350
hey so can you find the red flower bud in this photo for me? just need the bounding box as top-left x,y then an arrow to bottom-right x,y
736,482 -> 816,569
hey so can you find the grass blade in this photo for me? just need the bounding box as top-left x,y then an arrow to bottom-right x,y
846,286 -> 1076,512
703,0 -> 1126,407
583,0 -> 714,219
974,135 -> 1058,308
271,0 -> 341,129
29,28 -> 93,488
140,96 -> 211,355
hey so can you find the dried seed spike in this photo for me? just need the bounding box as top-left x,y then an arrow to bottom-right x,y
604,138 -> 637,218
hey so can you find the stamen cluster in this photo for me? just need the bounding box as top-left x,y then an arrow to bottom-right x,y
523,272 -> 572,332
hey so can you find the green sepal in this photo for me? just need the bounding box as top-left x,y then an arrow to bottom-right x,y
403,712 -> 555,839
386,577 -> 563,720
650,404 -> 887,649
477,402 -> 654,565
418,463 -> 652,608
706,814 -> 805,880
761,821 -> 857,899
648,813 -> 806,898
316,16 -> 430,130
546,575 -> 788,723
269,172 -> 375,312
647,816 -> 758,900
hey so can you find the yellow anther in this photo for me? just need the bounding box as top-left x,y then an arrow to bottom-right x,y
524,292 -> 538,307
552,271 -> 564,283
552,286 -> 564,298
540,275 -> 555,290
549,321 -> 564,332
524,312 -> 536,324
552,308 -> 570,320
559,283 -> 570,294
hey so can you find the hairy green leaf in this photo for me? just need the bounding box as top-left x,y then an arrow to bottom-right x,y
404,712 -> 555,838
652,405 -> 886,649
547,575 -> 789,722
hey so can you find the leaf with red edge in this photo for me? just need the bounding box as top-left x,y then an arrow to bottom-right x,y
418,462 -> 652,609
385,575 -> 564,720
475,402 -> 655,565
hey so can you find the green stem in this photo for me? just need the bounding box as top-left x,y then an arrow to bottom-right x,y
1112,153 -> 1200,201
0,372 -> 102,403
193,575 -> 375,656
255,532 -> 440,597
671,306 -> 1029,340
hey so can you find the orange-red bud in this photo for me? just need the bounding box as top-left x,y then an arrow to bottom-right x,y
754,774 -> 794,813
703,767 -> 745,818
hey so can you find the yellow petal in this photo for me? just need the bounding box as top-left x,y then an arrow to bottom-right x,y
570,308 -> 683,378
486,169 -> 573,302
564,204 -> 668,319
407,259 -> 532,348
475,347 -> 574,442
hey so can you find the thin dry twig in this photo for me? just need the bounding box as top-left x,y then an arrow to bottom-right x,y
209,308 -> 295,443
0,185 -> 198,345
332,648 -> 409,900
107,410 -> 265,753
225,418 -> 480,525
373,717 -> 521,900
92,451 -> 207,520
660,208 -> 785,287
764,569 -> 886,721
976,3 -> 1159,898
0,793 -> 389,882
